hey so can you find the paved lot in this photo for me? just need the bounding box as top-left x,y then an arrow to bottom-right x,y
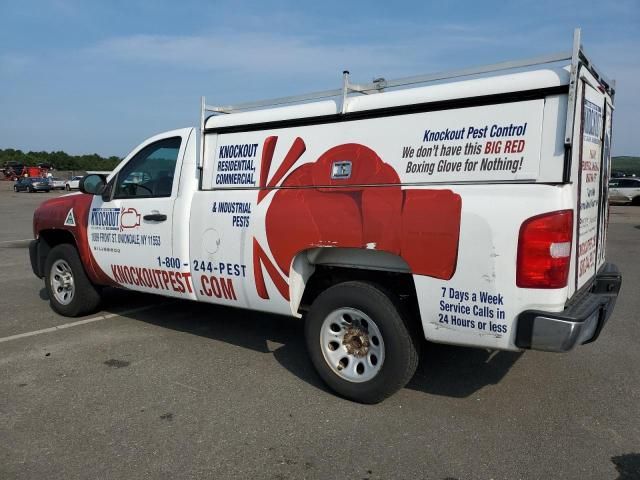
0,182 -> 639,479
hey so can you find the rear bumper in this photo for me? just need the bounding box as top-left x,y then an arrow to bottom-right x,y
515,263 -> 622,352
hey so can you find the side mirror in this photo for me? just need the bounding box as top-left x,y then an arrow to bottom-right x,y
80,174 -> 106,196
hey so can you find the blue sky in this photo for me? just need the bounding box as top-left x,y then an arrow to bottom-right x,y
1,0 -> 638,157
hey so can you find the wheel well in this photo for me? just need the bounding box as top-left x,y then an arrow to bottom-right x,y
35,229 -> 78,277
298,265 -> 421,321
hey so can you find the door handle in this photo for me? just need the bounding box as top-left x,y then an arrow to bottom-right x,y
143,213 -> 167,222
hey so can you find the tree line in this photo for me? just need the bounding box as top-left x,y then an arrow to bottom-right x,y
0,148 -> 121,171
612,156 -> 640,177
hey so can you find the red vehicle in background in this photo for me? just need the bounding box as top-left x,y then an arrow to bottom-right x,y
1,162 -> 51,181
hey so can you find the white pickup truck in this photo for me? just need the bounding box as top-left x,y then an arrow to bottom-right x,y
30,30 -> 621,403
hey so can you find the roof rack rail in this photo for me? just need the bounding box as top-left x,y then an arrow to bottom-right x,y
199,28 -> 614,147
203,50 -> 573,115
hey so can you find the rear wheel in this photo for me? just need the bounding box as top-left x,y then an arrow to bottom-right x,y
305,281 -> 420,404
44,244 -> 101,317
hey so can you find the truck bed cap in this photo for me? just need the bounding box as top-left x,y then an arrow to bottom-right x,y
204,66 -> 570,130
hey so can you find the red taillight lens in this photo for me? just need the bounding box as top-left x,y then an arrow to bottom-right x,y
516,210 -> 573,289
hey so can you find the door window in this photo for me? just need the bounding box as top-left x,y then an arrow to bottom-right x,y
113,137 -> 182,199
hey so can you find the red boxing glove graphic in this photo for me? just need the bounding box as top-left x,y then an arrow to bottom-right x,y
254,138 -> 462,300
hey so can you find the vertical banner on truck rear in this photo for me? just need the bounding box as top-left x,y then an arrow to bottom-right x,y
576,83 -> 605,290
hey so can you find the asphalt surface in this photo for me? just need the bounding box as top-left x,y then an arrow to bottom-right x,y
0,183 -> 638,480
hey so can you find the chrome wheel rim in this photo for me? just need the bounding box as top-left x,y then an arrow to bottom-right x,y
319,307 -> 385,383
50,259 -> 75,305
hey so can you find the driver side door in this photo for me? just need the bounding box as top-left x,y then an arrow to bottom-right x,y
87,130 -> 191,298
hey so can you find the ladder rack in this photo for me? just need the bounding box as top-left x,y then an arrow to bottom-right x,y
205,50 -> 572,115
199,28 -> 614,150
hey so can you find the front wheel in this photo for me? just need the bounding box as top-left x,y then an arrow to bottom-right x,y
305,281 -> 420,404
44,244 -> 101,317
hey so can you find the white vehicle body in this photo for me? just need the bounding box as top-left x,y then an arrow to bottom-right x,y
65,176 -> 83,190
31,30 -> 622,402
609,177 -> 640,204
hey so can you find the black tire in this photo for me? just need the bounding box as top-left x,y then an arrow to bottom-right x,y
44,244 -> 101,317
65,184 -> 70,191
305,281 -> 420,404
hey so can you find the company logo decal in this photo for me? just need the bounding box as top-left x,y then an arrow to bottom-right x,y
90,207 -> 121,231
120,208 -> 141,231
90,207 -> 141,231
252,136 -> 463,301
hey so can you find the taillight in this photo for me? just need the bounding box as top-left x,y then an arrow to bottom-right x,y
516,210 -> 573,289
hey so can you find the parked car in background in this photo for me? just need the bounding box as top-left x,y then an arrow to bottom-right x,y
609,177 -> 640,205
65,176 -> 84,191
14,177 -> 51,193
48,177 -> 66,190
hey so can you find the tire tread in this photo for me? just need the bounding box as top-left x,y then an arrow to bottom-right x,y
44,244 -> 101,317
305,280 -> 420,404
